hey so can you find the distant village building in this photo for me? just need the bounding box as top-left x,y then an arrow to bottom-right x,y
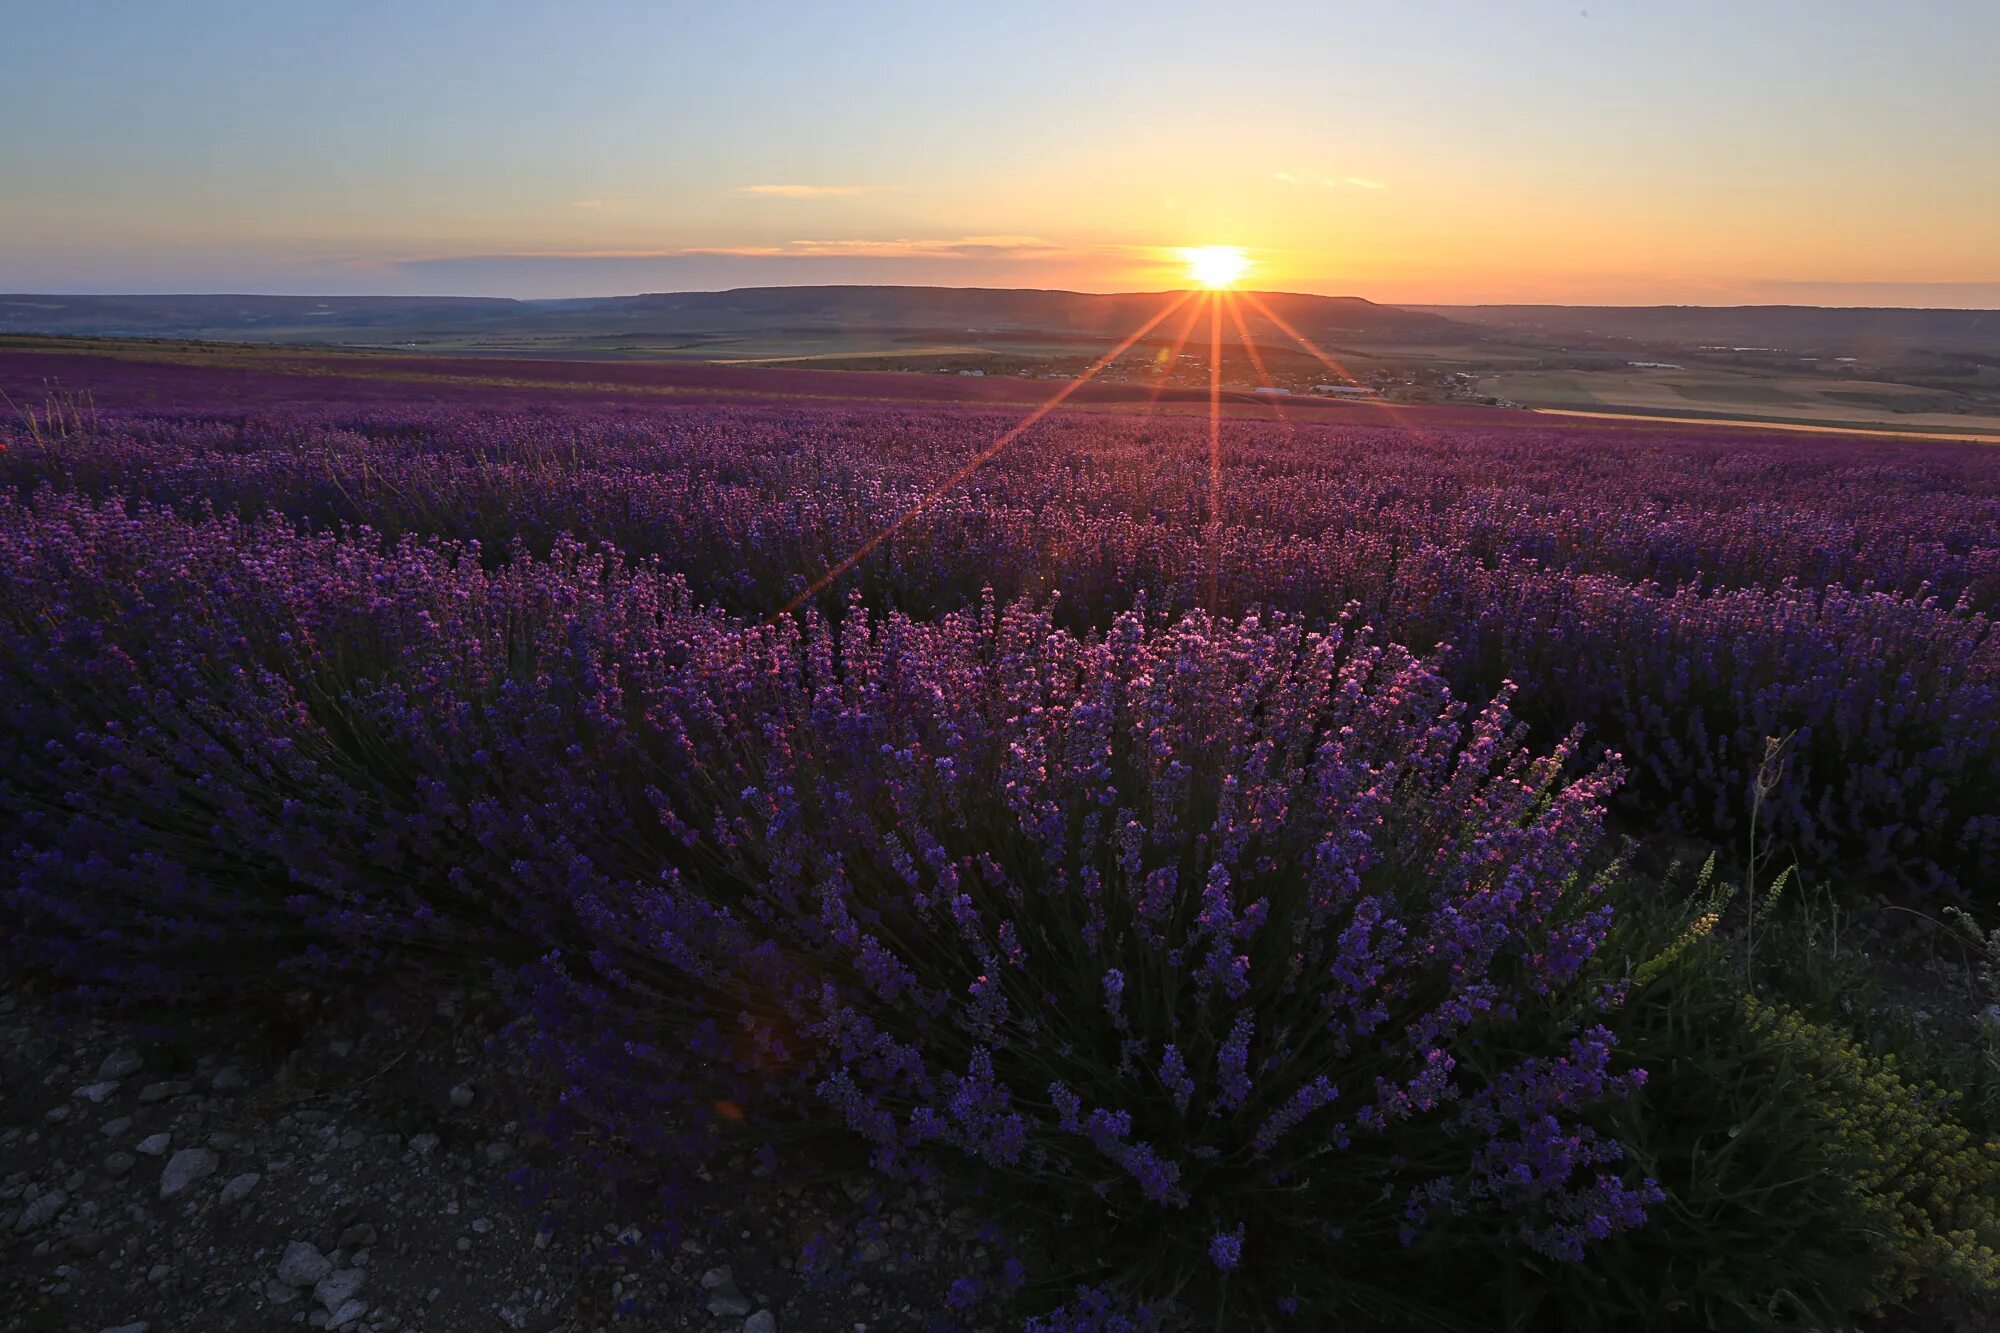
1311,384 -> 1378,398
1252,386 -> 1291,396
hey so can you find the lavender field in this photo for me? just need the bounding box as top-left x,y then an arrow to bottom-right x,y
5,352 -> 2000,1329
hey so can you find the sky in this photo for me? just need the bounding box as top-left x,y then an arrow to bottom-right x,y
3,0 -> 1998,306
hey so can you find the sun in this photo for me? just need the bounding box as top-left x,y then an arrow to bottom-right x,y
1183,245 -> 1251,289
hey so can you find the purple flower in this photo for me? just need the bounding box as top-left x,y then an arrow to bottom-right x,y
1209,1224 -> 1244,1272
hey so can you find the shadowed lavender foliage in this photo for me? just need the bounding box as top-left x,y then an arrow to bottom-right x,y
3,378 -> 1994,897
0,486 -> 1655,1318
578,592 -> 1656,1313
1,363 -> 1992,1320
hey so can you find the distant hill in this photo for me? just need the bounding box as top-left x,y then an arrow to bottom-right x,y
0,287 -> 1471,351
14,291 -> 2000,365
1417,304 -> 2000,359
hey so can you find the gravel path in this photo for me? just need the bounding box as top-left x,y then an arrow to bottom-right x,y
0,986 -> 1003,1333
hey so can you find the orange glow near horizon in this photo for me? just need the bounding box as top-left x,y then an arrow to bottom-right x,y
779,277 -> 1462,617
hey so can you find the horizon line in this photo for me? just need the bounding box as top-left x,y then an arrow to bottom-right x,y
4,284 -> 2000,314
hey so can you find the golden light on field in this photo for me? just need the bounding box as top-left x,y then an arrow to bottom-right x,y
1183,245 -> 1251,289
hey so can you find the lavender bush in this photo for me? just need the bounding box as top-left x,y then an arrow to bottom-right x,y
569,593 -> 1659,1317
0,488 -> 1657,1319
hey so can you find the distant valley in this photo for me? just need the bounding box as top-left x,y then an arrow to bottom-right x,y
6,286 -> 1999,437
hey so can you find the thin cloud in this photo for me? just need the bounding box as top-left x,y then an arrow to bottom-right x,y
1283,172 -> 1389,191
738,184 -> 870,198
690,235 -> 1058,259
392,236 -> 1065,266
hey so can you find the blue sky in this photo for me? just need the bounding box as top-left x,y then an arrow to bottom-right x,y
3,0 -> 1997,303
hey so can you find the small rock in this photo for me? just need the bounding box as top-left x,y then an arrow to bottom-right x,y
448,1084 -> 474,1109
407,1132 -> 439,1156
158,1147 -> 218,1200
277,1240 -> 333,1288
469,1217 -> 493,1234
702,1270 -> 754,1317
483,1141 -> 512,1164
326,1298 -> 368,1330
44,1105 -> 72,1124
14,1189 -> 68,1232
315,1267 -> 366,1311
135,1133 -> 171,1158
97,1323 -> 150,1333
266,1280 -> 300,1305
744,1312 -> 778,1333
100,1115 -> 135,1138
137,1081 -> 192,1104
76,1080 -> 121,1104
327,1039 -> 354,1059
210,1067 -> 246,1092
708,1287 -> 755,1318
102,1152 -> 135,1179
219,1172 -> 261,1206
98,1048 -> 145,1080
338,1223 -> 378,1249
146,1263 -> 170,1283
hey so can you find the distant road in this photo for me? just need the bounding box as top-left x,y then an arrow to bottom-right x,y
1533,407 -> 2000,444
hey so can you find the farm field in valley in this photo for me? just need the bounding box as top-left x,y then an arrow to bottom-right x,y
1488,365 -> 2000,439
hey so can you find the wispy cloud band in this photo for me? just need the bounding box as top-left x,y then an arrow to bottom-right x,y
691,234 -> 1055,259
1273,171 -> 1388,191
738,184 -> 870,197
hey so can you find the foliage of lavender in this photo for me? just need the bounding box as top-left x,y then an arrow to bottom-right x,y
0,483 -> 1657,1315
4,381 -> 1994,895
2,358 -> 1996,1317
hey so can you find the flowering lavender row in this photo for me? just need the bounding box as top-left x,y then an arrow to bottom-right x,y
7,402 -> 1997,609
4,393 -> 1996,893
0,488 -> 1656,1314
